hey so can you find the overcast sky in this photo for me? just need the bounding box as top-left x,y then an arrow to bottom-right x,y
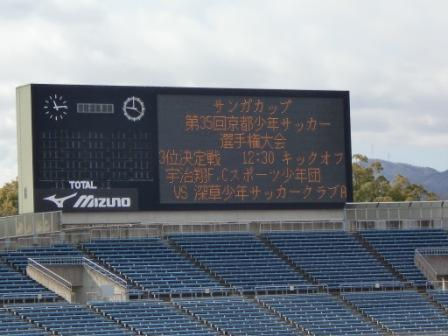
0,0 -> 447,186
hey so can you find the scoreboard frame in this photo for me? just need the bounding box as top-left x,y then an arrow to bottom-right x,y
17,84 -> 352,213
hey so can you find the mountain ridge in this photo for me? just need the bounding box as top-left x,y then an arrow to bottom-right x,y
367,158 -> 448,199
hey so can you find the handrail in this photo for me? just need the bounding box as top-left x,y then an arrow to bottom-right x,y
338,281 -> 405,291
415,249 -> 438,281
27,258 -> 73,290
416,247 -> 448,256
82,257 -> 127,288
29,257 -> 128,289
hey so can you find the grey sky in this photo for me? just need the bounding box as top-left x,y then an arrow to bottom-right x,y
0,0 -> 447,185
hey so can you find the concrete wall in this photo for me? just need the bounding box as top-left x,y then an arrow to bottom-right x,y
82,267 -> 127,303
424,256 -> 448,276
16,85 -> 34,214
28,263 -> 127,304
49,265 -> 83,286
62,208 -> 344,226
27,265 -> 74,302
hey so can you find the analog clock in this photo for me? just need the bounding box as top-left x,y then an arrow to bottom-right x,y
123,96 -> 145,122
43,94 -> 69,121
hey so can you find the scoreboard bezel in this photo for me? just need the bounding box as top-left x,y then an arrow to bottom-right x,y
28,84 -> 352,212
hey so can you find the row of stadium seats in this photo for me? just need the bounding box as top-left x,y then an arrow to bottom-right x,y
169,233 -> 312,291
8,303 -> 134,336
262,231 -> 400,289
343,290 -> 448,335
359,229 -> 448,286
92,300 -> 216,336
2,230 -> 448,297
82,238 -> 227,295
0,262 -> 58,303
0,308 -> 49,336
175,296 -> 300,336
1,244 -> 83,271
5,290 -> 448,336
257,293 -> 382,336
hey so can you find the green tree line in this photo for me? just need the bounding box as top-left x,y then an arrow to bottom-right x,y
0,179 -> 18,216
352,154 -> 438,202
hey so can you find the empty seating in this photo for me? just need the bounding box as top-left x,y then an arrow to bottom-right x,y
92,300 -> 216,336
343,290 -> 448,335
8,303 -> 134,336
83,238 -> 225,295
429,290 -> 448,310
263,231 -> 398,288
0,261 -> 58,302
169,233 -> 312,291
0,308 -> 49,336
1,244 -> 83,271
360,229 -> 448,285
258,293 -> 382,336
176,296 -> 301,336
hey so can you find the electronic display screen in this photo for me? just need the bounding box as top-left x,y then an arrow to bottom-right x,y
28,84 -> 352,212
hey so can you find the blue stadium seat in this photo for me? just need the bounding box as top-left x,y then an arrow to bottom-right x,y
258,293 -> 382,336
169,233 -> 313,292
91,300 -> 216,336
0,261 -> 58,303
83,238 -> 226,295
343,290 -> 448,335
263,231 -> 399,289
429,289 -> 448,310
360,229 -> 448,285
0,308 -> 49,336
1,244 -> 83,271
8,303 -> 134,336
176,296 -> 301,336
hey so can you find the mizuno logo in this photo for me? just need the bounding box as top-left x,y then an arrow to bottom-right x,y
73,195 -> 131,208
44,193 -> 78,208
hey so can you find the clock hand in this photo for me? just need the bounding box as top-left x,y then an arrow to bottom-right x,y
53,100 -> 59,111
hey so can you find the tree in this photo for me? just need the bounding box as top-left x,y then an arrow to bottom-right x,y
0,179 -> 18,217
352,155 -> 438,202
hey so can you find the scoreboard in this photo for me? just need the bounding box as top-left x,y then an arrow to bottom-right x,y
17,84 -> 352,213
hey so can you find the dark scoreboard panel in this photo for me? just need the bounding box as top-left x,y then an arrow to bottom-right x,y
30,84 -> 352,212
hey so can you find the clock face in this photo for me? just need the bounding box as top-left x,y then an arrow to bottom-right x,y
43,94 -> 69,121
123,96 -> 145,122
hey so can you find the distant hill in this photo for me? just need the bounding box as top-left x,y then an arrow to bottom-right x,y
367,159 -> 448,199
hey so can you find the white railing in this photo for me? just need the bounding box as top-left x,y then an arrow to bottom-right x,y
29,256 -> 128,289
416,247 -> 448,256
415,247 -> 448,283
82,257 -> 127,289
27,257 -> 73,290
338,281 -> 406,292
0,211 -> 61,239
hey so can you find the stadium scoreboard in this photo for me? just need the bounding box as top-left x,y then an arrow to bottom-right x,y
16,84 -> 352,213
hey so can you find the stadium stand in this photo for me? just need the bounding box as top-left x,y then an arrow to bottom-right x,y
262,231 -> 399,288
169,233 -> 313,292
1,229 -> 448,335
343,290 -> 448,335
91,300 -> 217,336
0,308 -> 49,336
0,260 -> 58,303
175,296 -> 301,336
1,244 -> 83,271
82,238 -> 227,295
257,293 -> 383,336
359,229 -> 448,286
429,289 -> 448,311
8,303 -> 135,336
